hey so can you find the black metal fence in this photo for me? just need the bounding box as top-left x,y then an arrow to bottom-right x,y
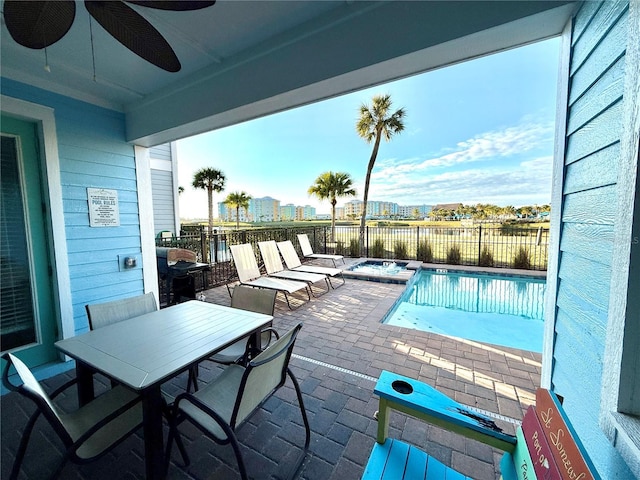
330,225 -> 549,271
156,224 -> 549,288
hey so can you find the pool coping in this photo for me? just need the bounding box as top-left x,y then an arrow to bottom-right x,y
341,258 -> 417,284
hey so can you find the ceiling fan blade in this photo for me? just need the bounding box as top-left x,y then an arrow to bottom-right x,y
3,1 -> 76,49
85,1 -> 181,72
127,1 -> 216,11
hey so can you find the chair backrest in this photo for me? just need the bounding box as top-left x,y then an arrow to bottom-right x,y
276,240 -> 303,269
231,323 -> 302,428
258,240 -> 286,274
231,285 -> 277,316
230,244 -> 262,282
297,234 -> 314,257
86,292 -> 157,330
2,353 -> 67,435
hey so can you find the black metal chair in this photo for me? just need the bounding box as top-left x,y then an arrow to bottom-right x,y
1,352 -> 143,480
85,292 -> 158,330
187,285 -> 279,392
166,323 -> 309,480
85,292 -> 158,388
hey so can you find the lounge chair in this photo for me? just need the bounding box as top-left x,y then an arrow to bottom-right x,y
229,243 -> 310,309
165,323 -> 310,480
297,233 -> 344,266
258,240 -> 330,296
277,240 -> 345,288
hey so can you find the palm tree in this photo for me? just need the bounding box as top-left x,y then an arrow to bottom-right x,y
308,171 -> 356,242
224,191 -> 252,230
192,168 -> 226,236
356,94 -> 406,252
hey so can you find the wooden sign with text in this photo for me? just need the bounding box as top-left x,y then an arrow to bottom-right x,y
521,406 -> 562,479
514,426 -> 538,480
534,389 -> 599,480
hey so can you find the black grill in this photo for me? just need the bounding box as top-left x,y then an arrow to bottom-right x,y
156,247 -> 210,306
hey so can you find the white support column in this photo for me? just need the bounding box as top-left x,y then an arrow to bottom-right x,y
135,145 -> 160,303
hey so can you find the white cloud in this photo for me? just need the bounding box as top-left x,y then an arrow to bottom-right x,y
372,119 -> 554,179
369,155 -> 553,207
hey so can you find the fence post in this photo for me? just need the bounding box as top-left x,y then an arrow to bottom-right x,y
313,227 -> 318,252
416,226 -> 420,260
213,232 -> 219,263
477,225 -> 482,266
201,231 -> 208,263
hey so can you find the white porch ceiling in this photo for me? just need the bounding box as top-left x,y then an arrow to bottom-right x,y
1,1 -> 576,146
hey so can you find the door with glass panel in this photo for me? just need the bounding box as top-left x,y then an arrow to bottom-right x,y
1,115 -> 57,367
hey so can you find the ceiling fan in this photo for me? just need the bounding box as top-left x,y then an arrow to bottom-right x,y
3,1 -> 216,73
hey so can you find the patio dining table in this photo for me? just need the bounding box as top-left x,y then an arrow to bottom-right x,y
55,300 -> 272,480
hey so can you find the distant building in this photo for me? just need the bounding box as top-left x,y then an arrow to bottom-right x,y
280,203 -> 296,221
398,204 -> 432,218
295,205 -> 316,220
249,196 -> 280,222
335,207 -> 345,220
344,199 -> 399,218
218,202 -> 249,222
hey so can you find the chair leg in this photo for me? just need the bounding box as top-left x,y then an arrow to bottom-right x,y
288,368 -> 311,450
227,433 -> 249,480
164,416 -> 190,474
187,365 -> 199,392
328,273 -> 346,289
10,410 -> 40,480
286,367 -> 311,479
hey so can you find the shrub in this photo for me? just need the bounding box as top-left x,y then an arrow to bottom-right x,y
394,241 -> 408,259
512,246 -> 531,269
478,246 -> 494,267
349,238 -> 360,257
446,244 -> 462,265
370,239 -> 385,258
335,241 -> 345,256
416,240 -> 433,262
500,222 -> 528,236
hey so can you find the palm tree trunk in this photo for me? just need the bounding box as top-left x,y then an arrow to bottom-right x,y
359,133 -> 382,253
207,187 -> 214,235
330,199 -> 336,242
236,206 -> 240,230
206,187 -> 213,263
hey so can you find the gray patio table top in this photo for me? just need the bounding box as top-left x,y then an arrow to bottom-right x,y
55,300 -> 272,480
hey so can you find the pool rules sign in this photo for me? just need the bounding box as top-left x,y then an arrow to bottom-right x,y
87,188 -> 120,227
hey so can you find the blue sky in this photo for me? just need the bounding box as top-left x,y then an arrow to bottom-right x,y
177,38 -> 560,219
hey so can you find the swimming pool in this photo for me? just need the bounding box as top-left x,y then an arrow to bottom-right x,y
383,269 -> 546,352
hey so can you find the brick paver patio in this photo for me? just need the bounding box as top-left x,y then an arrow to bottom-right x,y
1,267 -> 542,479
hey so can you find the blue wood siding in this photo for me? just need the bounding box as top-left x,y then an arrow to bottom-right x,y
552,0 -> 632,476
151,169 -> 176,234
1,79 -> 144,335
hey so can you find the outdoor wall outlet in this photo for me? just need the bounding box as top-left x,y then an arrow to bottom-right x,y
118,254 -> 139,271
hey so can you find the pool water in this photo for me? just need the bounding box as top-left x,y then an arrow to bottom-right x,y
348,261 -> 408,275
384,270 -> 546,352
